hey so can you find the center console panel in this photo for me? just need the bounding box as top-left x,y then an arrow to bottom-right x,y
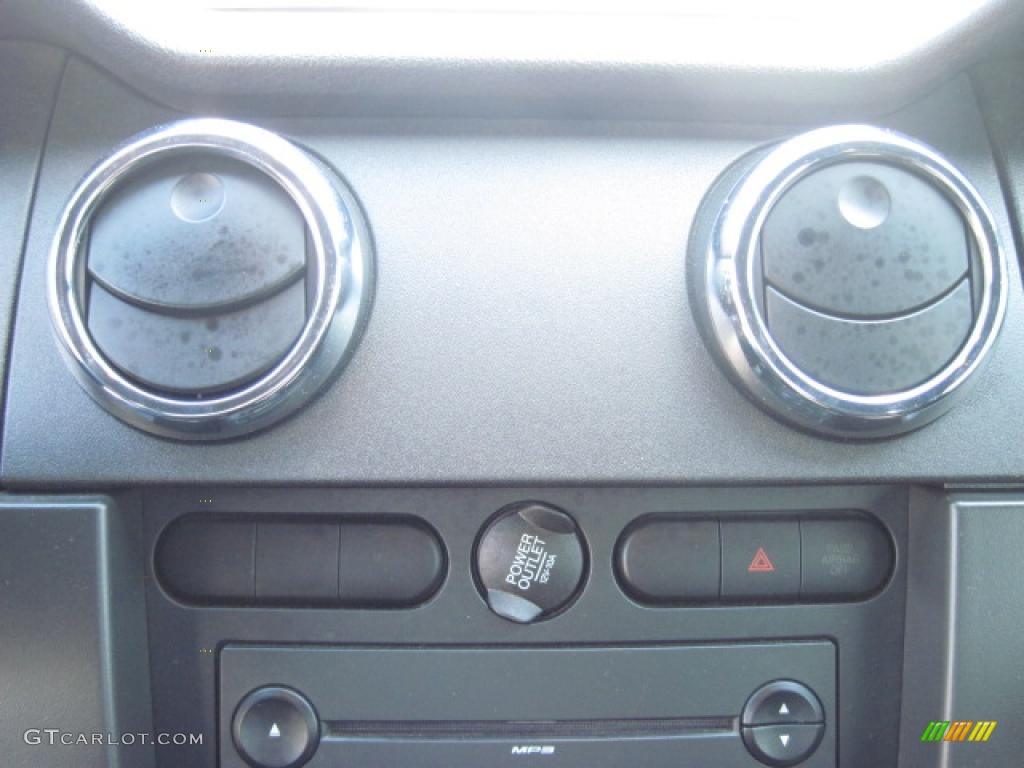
220,643 -> 835,768
142,484 -> 907,768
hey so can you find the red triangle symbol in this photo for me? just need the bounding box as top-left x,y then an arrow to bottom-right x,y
748,547 -> 775,573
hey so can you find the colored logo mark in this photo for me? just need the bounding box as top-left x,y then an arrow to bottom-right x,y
920,721 -> 996,742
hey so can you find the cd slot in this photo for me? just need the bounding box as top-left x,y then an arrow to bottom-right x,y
324,716 -> 736,740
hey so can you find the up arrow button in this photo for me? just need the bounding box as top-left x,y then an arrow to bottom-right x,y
232,686 -> 320,768
742,680 -> 824,726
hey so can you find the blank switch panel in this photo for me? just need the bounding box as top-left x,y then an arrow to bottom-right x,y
156,514 -> 445,608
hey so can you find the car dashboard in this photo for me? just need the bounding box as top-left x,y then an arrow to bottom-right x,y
1,2 -> 1024,767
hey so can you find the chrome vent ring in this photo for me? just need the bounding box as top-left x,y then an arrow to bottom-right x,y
689,125 -> 1007,439
49,118 -> 374,441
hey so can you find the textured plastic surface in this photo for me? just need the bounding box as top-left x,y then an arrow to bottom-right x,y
292,732 -> 809,768
219,643 -> 836,768
337,523 -> 446,607
256,523 -> 340,603
0,43 -> 65,437
0,496 -> 154,768
221,642 -> 834,722
5,62 -> 1023,485
88,154 -> 306,310
88,278 -> 305,393
765,280 -> 973,395
762,161 -> 969,316
974,60 -> 1024,297
143,485 -> 906,768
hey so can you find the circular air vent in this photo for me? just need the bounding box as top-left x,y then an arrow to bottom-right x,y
689,125 -> 1007,438
49,118 -> 374,440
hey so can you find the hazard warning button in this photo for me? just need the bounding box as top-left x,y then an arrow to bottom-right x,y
721,521 -> 800,600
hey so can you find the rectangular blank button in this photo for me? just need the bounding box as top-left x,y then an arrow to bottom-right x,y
255,523 -> 339,603
616,519 -> 721,603
339,523 -> 445,606
158,519 -> 255,602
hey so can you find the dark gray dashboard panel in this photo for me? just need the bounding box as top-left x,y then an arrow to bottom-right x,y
897,488 -> 959,768
897,490 -> 1024,768
0,496 -> 153,768
974,60 -> 1024,278
944,495 -> 1024,768
0,41 -> 64,439
3,58 -> 1024,487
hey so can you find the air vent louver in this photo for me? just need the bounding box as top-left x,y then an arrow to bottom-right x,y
86,154 -> 309,394
49,118 -> 374,440
689,125 -> 1006,438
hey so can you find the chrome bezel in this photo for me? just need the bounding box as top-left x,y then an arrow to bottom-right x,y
698,125 -> 1007,438
49,118 -> 374,441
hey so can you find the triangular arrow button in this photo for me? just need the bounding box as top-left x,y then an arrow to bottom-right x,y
779,733 -> 790,748
268,723 -> 281,739
779,703 -> 789,715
